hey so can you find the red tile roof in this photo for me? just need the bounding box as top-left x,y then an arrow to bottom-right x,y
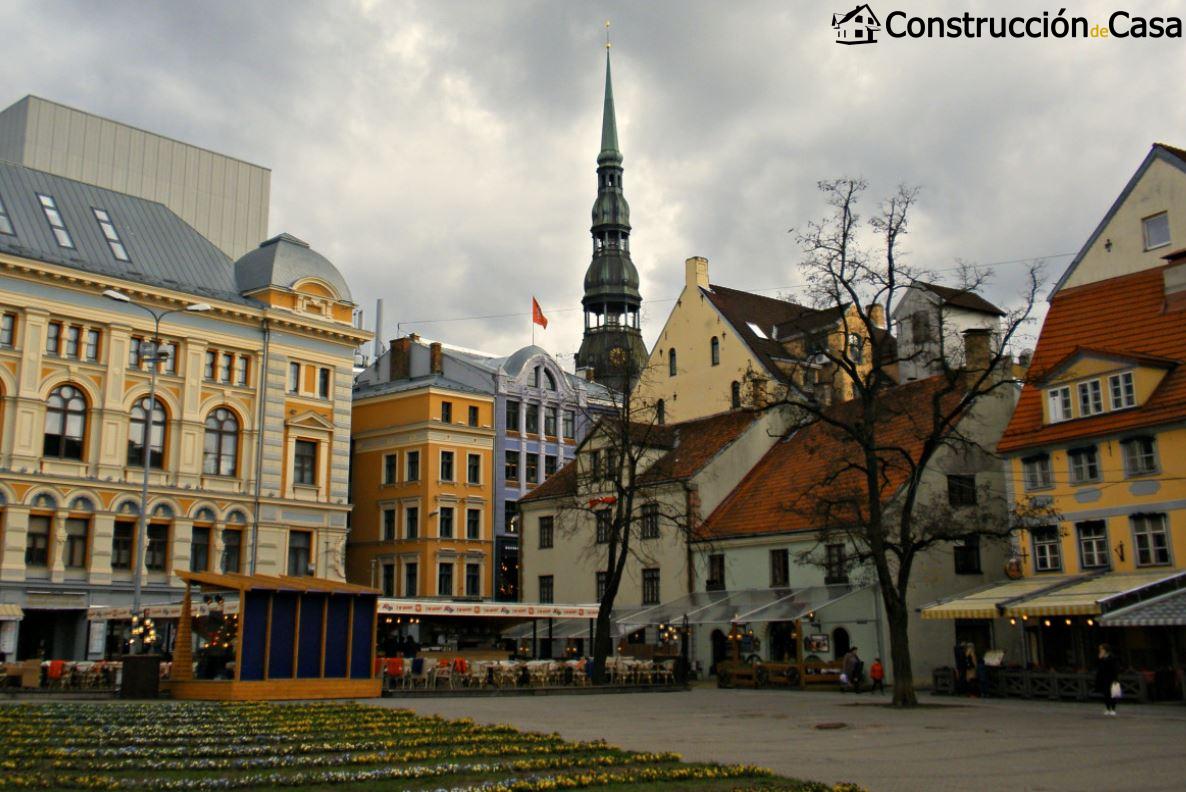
700,376 -> 964,539
518,409 -> 761,503
998,263 -> 1186,453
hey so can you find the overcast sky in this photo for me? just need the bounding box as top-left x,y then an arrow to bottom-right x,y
5,0 -> 1184,364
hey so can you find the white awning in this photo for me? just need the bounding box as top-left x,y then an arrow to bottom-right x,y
620,586 -> 865,626
0,604 -> 23,621
378,599 -> 601,620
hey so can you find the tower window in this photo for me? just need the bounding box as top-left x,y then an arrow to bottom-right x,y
711,336 -> 720,366
668,349 -> 677,377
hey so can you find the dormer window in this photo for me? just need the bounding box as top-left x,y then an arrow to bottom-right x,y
92,208 -> 129,262
38,194 -> 73,249
1077,380 -> 1103,416
1143,212 -> 1171,251
0,194 -> 14,236
1109,371 -> 1136,409
1047,386 -> 1071,422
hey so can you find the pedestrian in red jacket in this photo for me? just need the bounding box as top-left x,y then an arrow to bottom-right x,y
870,658 -> 885,694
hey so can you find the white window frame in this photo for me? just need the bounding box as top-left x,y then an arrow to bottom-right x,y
1032,526 -> 1062,572
1143,212 -> 1171,251
1047,386 -> 1071,422
1122,436 -> 1158,476
1022,455 -> 1053,491
1077,379 -> 1103,417
1068,446 -> 1100,485
1131,513 -> 1172,567
466,452 -> 481,485
403,504 -> 420,540
1109,371 -> 1136,410
1076,521 -> 1110,570
439,449 -> 455,482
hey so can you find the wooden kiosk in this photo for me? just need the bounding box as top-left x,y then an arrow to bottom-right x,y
168,571 -> 381,701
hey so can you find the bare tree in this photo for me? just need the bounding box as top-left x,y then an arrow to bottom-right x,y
550,361 -> 697,684
775,178 -> 1045,706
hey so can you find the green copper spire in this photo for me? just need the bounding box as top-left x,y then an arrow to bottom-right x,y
598,48 -> 622,166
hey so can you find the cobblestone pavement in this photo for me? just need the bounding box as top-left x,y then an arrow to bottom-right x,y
378,686 -> 1186,792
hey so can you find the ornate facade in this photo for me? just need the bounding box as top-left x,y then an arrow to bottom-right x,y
0,161 -> 367,660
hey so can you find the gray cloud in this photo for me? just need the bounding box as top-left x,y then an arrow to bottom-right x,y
4,0 -> 1183,361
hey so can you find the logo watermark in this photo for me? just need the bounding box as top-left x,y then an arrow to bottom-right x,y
833,6 -> 1182,43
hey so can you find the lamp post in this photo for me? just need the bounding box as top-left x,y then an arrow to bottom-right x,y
103,289 -> 211,652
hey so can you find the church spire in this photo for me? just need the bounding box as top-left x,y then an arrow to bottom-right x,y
599,48 -> 621,166
576,29 -> 647,393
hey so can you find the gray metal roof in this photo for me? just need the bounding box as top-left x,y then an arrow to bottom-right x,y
0,159 -> 253,305
353,373 -> 490,399
1100,586 -> 1186,627
234,232 -> 351,302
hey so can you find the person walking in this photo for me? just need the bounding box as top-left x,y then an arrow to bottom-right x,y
1095,643 -> 1120,716
869,657 -> 885,694
842,647 -> 863,693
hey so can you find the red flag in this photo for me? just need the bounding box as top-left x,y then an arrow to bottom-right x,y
532,297 -> 548,329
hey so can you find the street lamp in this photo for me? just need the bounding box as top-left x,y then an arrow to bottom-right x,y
102,289 -> 211,652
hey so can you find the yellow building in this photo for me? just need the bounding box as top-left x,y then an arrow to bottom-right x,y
0,161 -> 368,660
925,145 -> 1186,680
348,338 -> 495,600
632,257 -> 881,422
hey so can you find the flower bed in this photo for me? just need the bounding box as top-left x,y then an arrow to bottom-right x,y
0,702 -> 860,791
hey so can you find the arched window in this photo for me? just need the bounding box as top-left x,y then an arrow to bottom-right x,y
656,399 -> 665,426
128,396 -> 166,468
730,381 -> 741,410
544,370 -> 557,391
194,507 -> 217,523
226,509 -> 247,524
711,336 -> 720,366
44,384 -> 87,460
203,408 -> 239,476
668,349 -> 677,377
151,503 -> 174,519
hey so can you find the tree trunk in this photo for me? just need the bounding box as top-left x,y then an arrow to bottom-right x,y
885,597 -> 917,706
591,605 -> 614,684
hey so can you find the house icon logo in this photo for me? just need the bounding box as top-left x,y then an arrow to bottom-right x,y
833,4 -> 881,44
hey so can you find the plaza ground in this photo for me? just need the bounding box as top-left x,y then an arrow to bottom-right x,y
386,685 -> 1186,792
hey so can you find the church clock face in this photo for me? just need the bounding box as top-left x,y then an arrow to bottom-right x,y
609,346 -> 627,367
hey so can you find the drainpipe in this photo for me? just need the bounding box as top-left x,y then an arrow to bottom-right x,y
250,318 -> 271,575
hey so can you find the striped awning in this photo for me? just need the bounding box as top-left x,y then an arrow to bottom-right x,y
1004,570 -> 1184,618
1099,588 -> 1186,627
921,577 -> 1069,620
0,604 -> 23,621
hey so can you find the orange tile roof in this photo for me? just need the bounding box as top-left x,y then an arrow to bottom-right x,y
998,263 -> 1186,453
701,376 -> 963,539
518,409 -> 761,503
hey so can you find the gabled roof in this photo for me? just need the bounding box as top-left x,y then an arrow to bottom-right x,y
998,263 -> 1186,453
1034,346 -> 1179,385
700,376 -> 964,540
701,284 -> 836,382
353,372 -> 490,400
1050,143 -> 1186,297
915,281 -> 1006,317
519,409 -> 762,504
833,4 -> 880,27
0,159 -> 251,305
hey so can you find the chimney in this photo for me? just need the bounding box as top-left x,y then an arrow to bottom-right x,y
962,328 -> 992,381
372,298 -> 384,358
685,256 -> 709,290
867,302 -> 886,330
389,337 -> 412,381
582,366 -> 596,382
1162,253 -> 1186,311
429,341 -> 443,375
